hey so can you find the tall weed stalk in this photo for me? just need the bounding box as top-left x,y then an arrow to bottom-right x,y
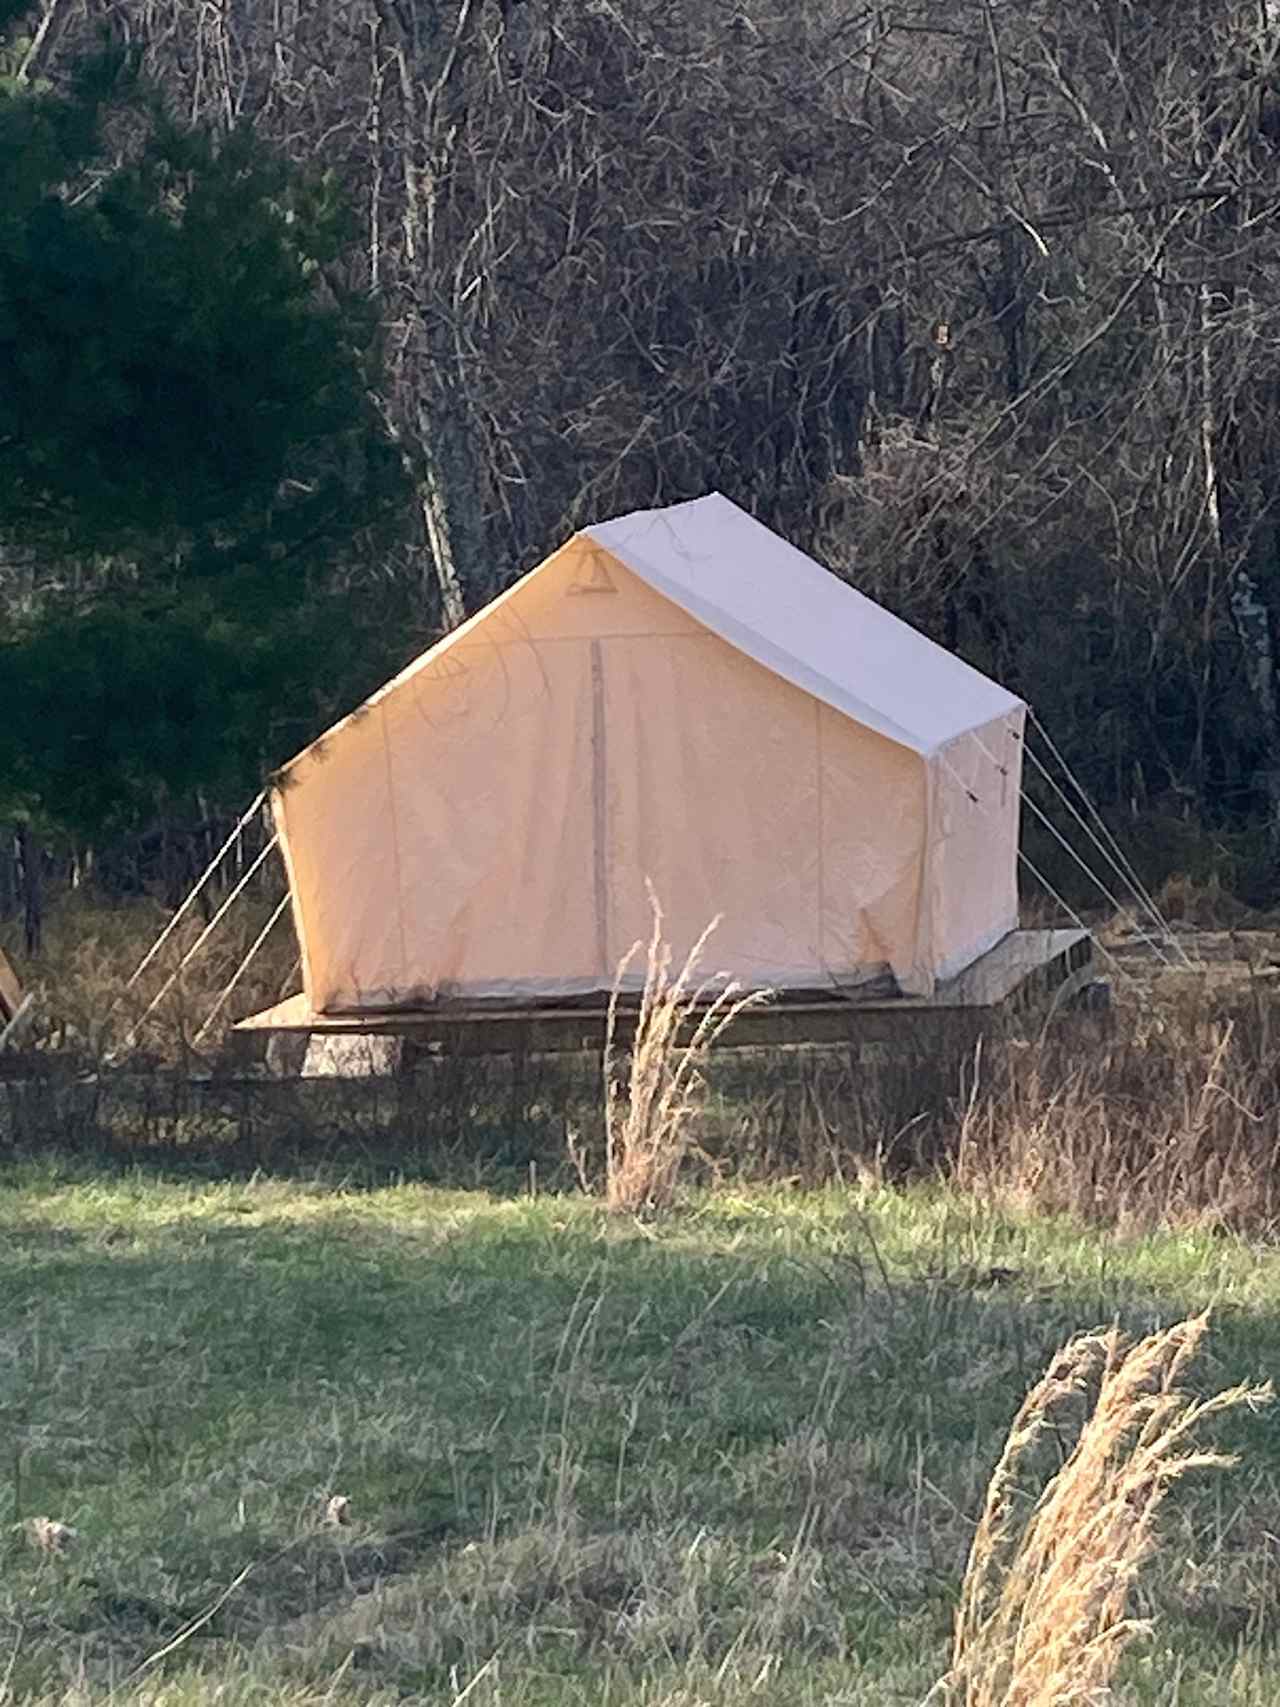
927,1312 -> 1270,1706
588,887 -> 770,1214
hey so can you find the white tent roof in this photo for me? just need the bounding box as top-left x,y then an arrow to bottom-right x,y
586,493 -> 1022,755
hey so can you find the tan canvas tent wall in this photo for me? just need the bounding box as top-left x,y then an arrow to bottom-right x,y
273,493 -> 1025,1012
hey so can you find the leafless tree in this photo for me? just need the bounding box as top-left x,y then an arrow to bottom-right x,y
15,0 -> 1280,863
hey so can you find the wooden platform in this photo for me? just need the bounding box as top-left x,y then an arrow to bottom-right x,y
233,929 -> 1092,1057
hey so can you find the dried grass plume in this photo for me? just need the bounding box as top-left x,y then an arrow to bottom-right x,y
575,885 -> 770,1214
927,1311 -> 1270,1706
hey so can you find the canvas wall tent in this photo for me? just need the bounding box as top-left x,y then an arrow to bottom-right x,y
272,493 -> 1025,1014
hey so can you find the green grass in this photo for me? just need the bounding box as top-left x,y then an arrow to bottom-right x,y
0,1164 -> 1278,1705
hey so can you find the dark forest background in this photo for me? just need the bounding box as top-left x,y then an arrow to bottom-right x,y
6,0 -> 1280,939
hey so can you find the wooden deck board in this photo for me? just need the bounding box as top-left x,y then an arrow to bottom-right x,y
233,930 -> 1092,1055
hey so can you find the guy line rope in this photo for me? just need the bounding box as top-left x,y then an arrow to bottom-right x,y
967,724 -> 1190,970
938,727 -> 1175,995
1026,709 -> 1194,969
193,892 -> 293,1048
1016,790 -> 1177,971
936,749 -> 1145,995
123,789 -> 267,990
121,832 -> 282,1052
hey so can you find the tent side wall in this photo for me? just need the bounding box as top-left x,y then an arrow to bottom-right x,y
273,699 -> 410,1012
925,708 -> 1025,987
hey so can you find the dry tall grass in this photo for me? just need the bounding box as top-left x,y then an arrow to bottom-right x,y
0,888 -> 296,1069
15,884 -> 1280,1242
953,998 -> 1280,1233
587,888 -> 771,1213
927,1313 -> 1270,1707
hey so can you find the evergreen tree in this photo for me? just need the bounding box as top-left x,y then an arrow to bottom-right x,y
0,7 -> 409,842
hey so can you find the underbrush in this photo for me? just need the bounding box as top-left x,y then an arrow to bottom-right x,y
8,891 -> 1280,1243
952,997 -> 1280,1233
0,887 -> 296,1069
6,984 -> 1280,1241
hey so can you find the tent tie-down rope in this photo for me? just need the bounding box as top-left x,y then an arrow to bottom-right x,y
0,994 -> 34,1051
937,734 -> 1173,995
120,832 -> 281,1054
1020,744 -> 1186,967
1025,710 -> 1194,969
192,892 -> 293,1047
1016,791 -> 1177,970
965,724 -> 1191,971
124,789 -> 267,990
936,750 -> 1143,994
1015,849 -> 1145,995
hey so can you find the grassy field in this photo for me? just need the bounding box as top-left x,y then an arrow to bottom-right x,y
0,1163 -> 1278,1705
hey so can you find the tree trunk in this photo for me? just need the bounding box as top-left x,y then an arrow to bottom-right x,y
417,458 -> 471,630
14,826 -> 42,958
376,0 -> 493,628
16,0 -> 76,85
